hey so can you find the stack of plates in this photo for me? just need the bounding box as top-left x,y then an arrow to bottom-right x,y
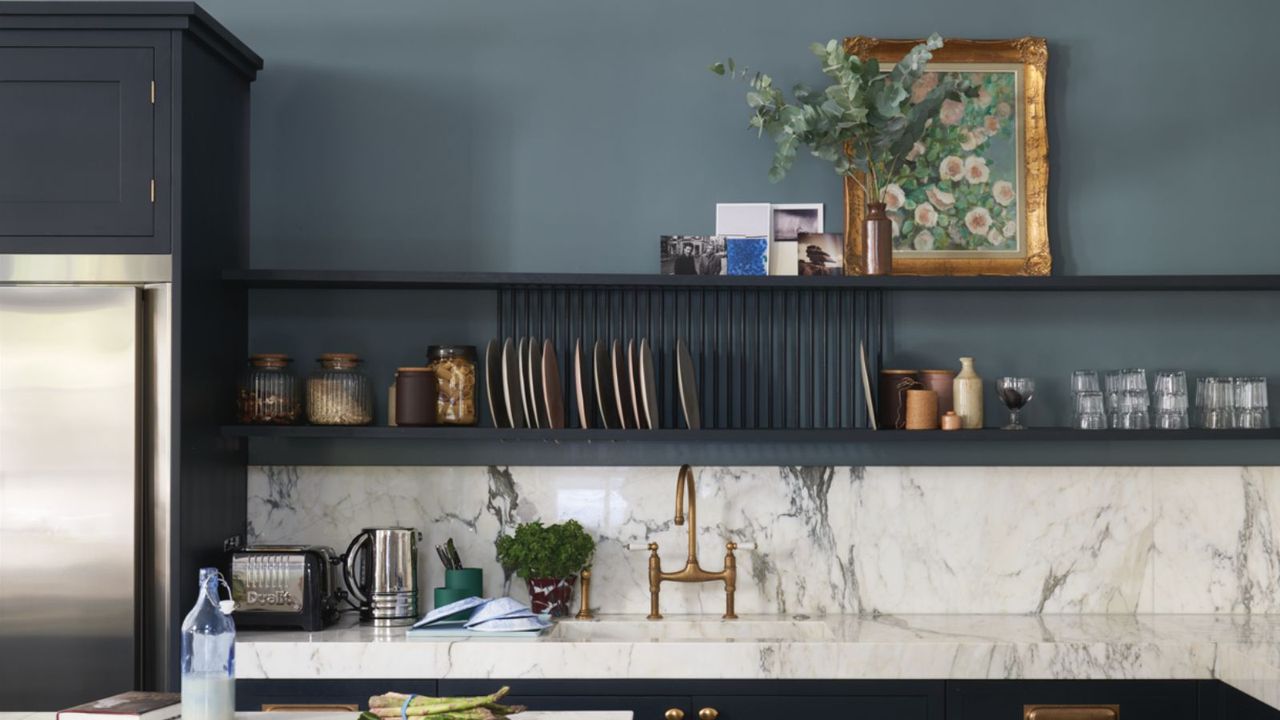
483,336 -> 701,430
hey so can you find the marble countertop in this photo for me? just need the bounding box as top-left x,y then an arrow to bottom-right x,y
236,614 -> 1280,710
2,707 -> 624,712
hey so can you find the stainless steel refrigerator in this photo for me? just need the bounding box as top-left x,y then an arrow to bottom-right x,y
0,255 -> 172,709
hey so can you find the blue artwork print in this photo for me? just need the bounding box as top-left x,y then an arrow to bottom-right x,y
726,236 -> 768,276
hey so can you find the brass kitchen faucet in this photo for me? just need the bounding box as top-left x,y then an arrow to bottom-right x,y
637,464 -> 748,620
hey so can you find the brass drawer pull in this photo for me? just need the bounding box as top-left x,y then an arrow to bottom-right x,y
664,710 -> 685,720
1025,705 -> 1119,720
261,704 -> 360,712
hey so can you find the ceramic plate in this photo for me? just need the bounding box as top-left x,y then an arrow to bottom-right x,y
638,338 -> 660,430
516,337 -> 531,428
859,340 -> 877,430
485,339 -> 509,428
626,339 -> 644,429
676,337 -> 700,430
610,339 -> 634,429
573,339 -> 590,429
527,339 -> 546,429
592,339 -> 619,429
541,339 -> 565,429
502,338 -> 525,429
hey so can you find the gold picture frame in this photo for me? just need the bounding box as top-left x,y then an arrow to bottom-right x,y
843,36 -> 1050,276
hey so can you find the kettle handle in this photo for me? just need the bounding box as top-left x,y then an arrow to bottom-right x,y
342,530 -> 372,607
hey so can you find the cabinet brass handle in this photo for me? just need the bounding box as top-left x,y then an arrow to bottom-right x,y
261,704 -> 359,712
664,709 -> 685,720
1024,705 -> 1119,720
698,708 -> 719,720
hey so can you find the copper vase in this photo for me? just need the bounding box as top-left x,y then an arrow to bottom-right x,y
864,202 -> 893,275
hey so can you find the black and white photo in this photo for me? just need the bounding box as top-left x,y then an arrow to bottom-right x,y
660,235 -> 726,275
770,203 -> 823,275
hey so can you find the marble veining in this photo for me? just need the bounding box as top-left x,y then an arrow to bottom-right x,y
248,465 -> 1280,615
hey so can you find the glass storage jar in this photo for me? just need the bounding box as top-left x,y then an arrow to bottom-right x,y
425,345 -> 478,426
237,354 -> 302,425
306,353 -> 373,426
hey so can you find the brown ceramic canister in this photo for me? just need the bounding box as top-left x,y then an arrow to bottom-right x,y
919,369 -> 958,415
905,389 -> 940,430
878,369 -> 920,429
394,367 -> 438,427
940,410 -> 962,431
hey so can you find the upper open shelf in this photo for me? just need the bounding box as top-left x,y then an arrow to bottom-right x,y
223,269 -> 1280,292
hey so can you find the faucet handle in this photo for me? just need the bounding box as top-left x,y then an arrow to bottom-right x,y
727,541 -> 756,551
627,542 -> 659,551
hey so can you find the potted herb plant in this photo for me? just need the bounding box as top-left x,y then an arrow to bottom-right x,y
712,34 -> 963,274
495,519 -> 595,617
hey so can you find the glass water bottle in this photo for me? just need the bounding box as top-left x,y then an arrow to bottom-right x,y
181,567 -> 236,720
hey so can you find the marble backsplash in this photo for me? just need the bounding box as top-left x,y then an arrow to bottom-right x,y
247,466 -> 1280,615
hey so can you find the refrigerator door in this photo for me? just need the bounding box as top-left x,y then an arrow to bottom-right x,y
0,286 -> 140,709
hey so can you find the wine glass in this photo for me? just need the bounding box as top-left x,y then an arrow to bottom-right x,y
996,377 -> 1035,430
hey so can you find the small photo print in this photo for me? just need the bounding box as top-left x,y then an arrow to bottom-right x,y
771,204 -> 824,241
726,236 -> 769,276
661,235 -> 726,276
797,233 -> 844,276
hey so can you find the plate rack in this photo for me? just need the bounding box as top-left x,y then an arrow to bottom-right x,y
495,286 -> 883,431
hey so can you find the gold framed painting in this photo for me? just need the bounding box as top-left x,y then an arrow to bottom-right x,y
843,37 -> 1050,276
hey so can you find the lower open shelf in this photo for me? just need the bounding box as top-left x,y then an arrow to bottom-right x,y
221,425 -> 1280,442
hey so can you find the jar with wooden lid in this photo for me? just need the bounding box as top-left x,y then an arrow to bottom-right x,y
425,345 -> 477,426
307,353 -> 373,426
238,354 -> 302,425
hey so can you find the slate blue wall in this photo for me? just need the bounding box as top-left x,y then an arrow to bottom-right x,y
184,0 -> 1280,462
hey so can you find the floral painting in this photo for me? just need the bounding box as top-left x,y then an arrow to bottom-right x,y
881,69 -> 1021,255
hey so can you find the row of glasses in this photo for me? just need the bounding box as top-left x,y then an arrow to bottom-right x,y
1197,376 -> 1269,429
1073,369 -> 1191,429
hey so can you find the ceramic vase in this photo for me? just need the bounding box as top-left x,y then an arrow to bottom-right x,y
953,357 -> 983,429
864,203 -> 893,275
526,575 -> 577,617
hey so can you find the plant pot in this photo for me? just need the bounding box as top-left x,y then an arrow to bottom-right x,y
526,575 -> 576,617
864,202 -> 893,275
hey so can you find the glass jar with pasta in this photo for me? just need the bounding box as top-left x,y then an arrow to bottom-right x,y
306,353 -> 373,426
425,345 -> 478,426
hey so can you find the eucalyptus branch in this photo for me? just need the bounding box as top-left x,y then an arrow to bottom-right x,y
712,33 -> 947,202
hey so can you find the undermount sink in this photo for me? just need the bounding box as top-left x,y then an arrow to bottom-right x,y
549,618 -> 835,642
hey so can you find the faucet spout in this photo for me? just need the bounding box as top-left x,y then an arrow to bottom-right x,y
676,464 -> 697,565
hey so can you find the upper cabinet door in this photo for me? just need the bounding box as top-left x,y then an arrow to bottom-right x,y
0,46 -> 162,252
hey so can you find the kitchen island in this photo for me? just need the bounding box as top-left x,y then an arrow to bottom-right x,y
235,614 -> 1280,716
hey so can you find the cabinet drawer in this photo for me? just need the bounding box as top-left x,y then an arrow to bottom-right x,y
693,694 -> 931,720
947,680 -> 1199,720
235,679 -> 438,711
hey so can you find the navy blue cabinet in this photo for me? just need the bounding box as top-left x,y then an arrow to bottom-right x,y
0,2 -> 262,254
236,678 -> 1280,719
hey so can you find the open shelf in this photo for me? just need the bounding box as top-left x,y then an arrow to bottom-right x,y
222,425 -> 1280,442
224,269 -> 1280,292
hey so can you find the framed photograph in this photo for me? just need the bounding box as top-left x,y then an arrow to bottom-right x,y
660,235 -> 726,275
797,233 -> 844,276
716,203 -> 772,240
770,204 -> 823,276
842,37 -> 1049,276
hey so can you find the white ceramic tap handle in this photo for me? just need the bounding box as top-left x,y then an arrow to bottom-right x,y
731,541 -> 757,550
627,542 -> 655,551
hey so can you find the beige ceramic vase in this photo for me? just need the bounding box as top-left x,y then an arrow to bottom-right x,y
952,357 -> 983,429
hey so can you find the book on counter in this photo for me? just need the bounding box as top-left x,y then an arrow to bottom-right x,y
58,692 -> 180,720
407,596 -> 551,639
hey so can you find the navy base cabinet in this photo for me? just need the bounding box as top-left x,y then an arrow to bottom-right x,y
237,679 -> 1280,719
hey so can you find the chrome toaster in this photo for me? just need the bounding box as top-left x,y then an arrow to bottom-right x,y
230,545 -> 343,631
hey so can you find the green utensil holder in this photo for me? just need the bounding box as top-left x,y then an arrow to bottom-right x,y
433,567 -> 483,621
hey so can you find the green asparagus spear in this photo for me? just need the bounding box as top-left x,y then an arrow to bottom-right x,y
367,688 -> 510,715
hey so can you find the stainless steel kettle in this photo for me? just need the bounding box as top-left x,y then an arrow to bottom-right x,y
342,527 -> 422,626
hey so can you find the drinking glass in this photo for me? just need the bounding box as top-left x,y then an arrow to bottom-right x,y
1198,377 -> 1236,429
1116,389 -> 1150,430
1151,370 -> 1189,430
1073,390 -> 1106,430
1234,377 -> 1270,429
996,377 -> 1035,430
1071,370 -> 1101,394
